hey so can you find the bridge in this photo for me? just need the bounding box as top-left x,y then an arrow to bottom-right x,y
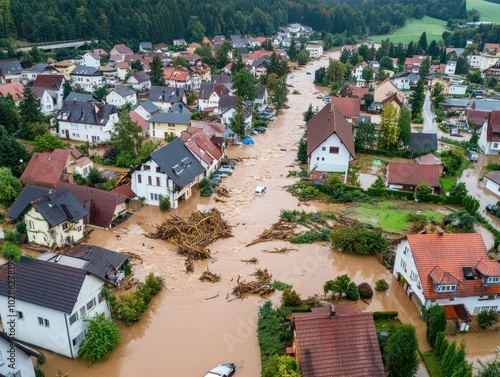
16,40 -> 93,52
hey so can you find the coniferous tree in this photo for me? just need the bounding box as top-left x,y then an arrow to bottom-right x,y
19,84 -> 44,125
149,56 -> 165,86
62,80 -> 72,100
303,104 -> 315,123
411,80 -> 425,120
398,108 -> 412,148
288,39 -> 298,61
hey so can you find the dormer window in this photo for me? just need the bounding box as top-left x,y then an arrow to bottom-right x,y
435,284 -> 457,293
487,277 -> 500,283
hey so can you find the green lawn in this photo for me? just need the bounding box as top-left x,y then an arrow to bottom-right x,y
419,350 -> 446,377
374,318 -> 404,331
369,16 -> 447,44
343,200 -> 447,233
468,0 -> 500,24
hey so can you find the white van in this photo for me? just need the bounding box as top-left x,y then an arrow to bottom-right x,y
255,186 -> 267,196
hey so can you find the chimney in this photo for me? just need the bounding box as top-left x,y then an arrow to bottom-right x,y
437,226 -> 444,236
330,304 -> 336,319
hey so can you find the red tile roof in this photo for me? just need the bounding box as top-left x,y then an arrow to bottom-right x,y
415,153 -> 442,166
111,183 -> 136,199
56,182 -> 127,229
130,110 -> 148,132
32,74 -> 64,90
407,234 -> 500,299
20,150 -> 71,188
330,97 -> 360,117
466,109 -> 489,127
387,163 -> 440,188
293,305 -> 385,377
487,111 -> 500,140
0,82 -> 23,100
112,44 -> 133,55
476,257 -> 500,276
351,86 -> 369,97
306,103 -> 355,159
163,66 -> 191,82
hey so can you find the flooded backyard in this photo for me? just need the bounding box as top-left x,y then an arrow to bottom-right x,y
40,51 -> 499,376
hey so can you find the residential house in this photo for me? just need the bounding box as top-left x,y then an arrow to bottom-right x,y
373,78 -> 399,104
415,153 -> 444,175
306,103 -> 356,180
391,72 -> 420,91
33,87 -> 56,115
352,62 -> 368,86
70,66 -> 104,93
338,83 -> 369,98
466,109 -> 489,129
0,59 -> 23,83
251,56 -> 270,78
479,111 -> 500,155
179,53 -> 202,67
106,87 -> 137,107
131,100 -> 161,121
292,305 -> 385,377
386,162 -> 440,193
189,64 -> 211,88
181,127 -> 223,176
190,120 -> 226,155
0,331 -> 38,377
468,54 -> 481,69
330,97 -> 360,124
139,42 -> 153,52
187,43 -> 201,54
130,138 -> 205,208
56,101 -> 119,143
52,60 -> 76,81
198,83 -> 229,112
163,66 -> 192,90
449,84 -> 468,96
404,55 -> 430,73
24,187 -> 87,247
484,43 -> 500,55
130,110 -> 149,136
39,244 -> 129,286
149,102 -> 191,138
0,82 -> 24,103
484,61 -> 500,79
393,233 -> 500,315
21,63 -> 52,84
473,99 -> 500,113
82,52 -> 101,68
254,85 -> 269,111
149,86 -> 186,110
20,149 -> 94,187
64,92 -> 94,103
172,39 -> 188,47
478,52 -> 499,71
219,95 -> 252,131
110,44 -> 134,60
126,71 -> 151,91
32,74 -> 65,110
484,171 -> 500,196
99,65 -> 118,87
0,257 -> 110,358
382,93 -> 405,114
445,60 -> 457,75
305,44 -> 323,58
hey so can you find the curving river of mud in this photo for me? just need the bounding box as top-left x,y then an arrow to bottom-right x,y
40,50 -> 498,377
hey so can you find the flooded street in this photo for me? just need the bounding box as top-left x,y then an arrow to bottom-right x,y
40,51 -> 499,376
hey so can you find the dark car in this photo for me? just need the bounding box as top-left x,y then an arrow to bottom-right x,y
255,127 -> 266,133
486,204 -> 498,215
211,178 -> 221,187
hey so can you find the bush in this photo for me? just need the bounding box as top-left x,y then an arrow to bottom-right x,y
159,195 -> 171,211
262,355 -> 300,377
373,311 -> 398,320
330,225 -> 387,255
282,289 -> 303,307
272,280 -> 292,291
77,314 -> 121,363
124,264 -> 132,276
358,282 -> 374,298
37,352 -> 46,365
415,183 -> 432,202
198,178 -> 213,196
258,301 -> 292,363
346,282 -> 360,301
290,228 -> 330,243
2,241 -> 22,262
477,310 -> 499,329
426,305 -> 447,347
375,278 -> 389,291
34,365 -> 45,377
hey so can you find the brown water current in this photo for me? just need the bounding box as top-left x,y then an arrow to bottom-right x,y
40,50 -> 499,377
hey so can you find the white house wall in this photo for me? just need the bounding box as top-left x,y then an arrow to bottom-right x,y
71,76 -> 104,93
485,178 -> 500,196
308,133 -> 351,174
478,118 -> 500,156
58,113 -> 118,143
0,337 -> 35,377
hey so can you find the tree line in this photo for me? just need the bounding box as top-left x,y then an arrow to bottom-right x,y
3,0 -> 469,45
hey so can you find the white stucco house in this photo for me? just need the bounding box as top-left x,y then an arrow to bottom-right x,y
56,101 -> 119,143
0,257 -> 110,358
82,52 -> 101,68
445,60 -> 456,75
131,100 -> 161,121
198,83 -> 229,112
305,44 -> 323,58
106,87 -> 137,108
126,71 -> 151,91
449,85 -> 467,96
478,110 -> 500,155
70,66 -> 104,93
33,87 -> 55,115
130,138 -> 205,208
306,103 -> 355,182
484,171 -> 500,196
393,233 -> 500,317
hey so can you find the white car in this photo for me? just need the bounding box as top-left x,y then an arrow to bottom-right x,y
255,186 -> 267,196
204,363 -> 236,377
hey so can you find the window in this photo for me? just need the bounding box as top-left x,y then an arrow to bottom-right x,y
72,330 -> 87,347
156,167 -> 162,173
329,147 -> 339,154
156,177 -> 160,186
69,312 -> 79,326
28,220 -> 35,229
86,298 -> 96,311
77,225 -> 82,232
144,165 -> 150,171
410,271 -> 417,281
494,143 -> 499,149
400,259 -> 407,270
168,123 -> 175,128
80,306 -> 87,319
38,317 -> 50,328
316,157 -> 319,161
98,291 -> 104,303
321,157 -> 325,161
436,285 -> 456,292
138,174 -> 142,184
321,147 -> 326,151
62,222 -> 69,231
16,311 -> 23,320
148,176 -> 152,185
488,277 -> 500,283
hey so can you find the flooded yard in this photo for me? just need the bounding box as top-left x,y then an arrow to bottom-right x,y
39,50 -> 500,376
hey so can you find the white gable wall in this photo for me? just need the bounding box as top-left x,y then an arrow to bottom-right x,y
58,112 -> 119,142
308,133 -> 351,174
0,337 -> 35,377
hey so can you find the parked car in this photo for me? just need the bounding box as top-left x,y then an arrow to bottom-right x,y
222,160 -> 237,167
255,127 -> 266,133
255,186 -> 267,196
221,163 -> 235,169
468,149 -> 478,162
323,96 -> 331,102
213,173 -> 228,179
250,129 -> 258,135
486,204 -> 498,215
203,363 -> 236,377
218,167 -> 233,173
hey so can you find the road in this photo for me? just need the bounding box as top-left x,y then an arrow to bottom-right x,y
16,40 -> 91,52
422,90 -> 437,133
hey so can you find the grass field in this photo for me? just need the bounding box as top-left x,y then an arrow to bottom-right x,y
343,200 -> 447,233
369,16 -> 447,44
468,0 -> 500,24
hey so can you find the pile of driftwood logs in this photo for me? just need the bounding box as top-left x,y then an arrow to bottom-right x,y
149,209 -> 232,272
199,268 -> 221,283
232,268 -> 275,298
247,221 -> 296,246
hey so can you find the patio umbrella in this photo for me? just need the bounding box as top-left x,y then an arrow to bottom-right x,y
372,160 -> 382,166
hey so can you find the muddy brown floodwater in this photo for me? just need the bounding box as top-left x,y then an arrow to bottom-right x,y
41,50 -> 499,377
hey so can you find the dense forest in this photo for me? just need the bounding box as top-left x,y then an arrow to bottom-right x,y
2,0 -> 467,44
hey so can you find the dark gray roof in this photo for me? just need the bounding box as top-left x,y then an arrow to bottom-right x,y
57,101 -> 117,125
211,75 -> 232,84
170,102 -> 190,114
252,56 -> 269,68
132,100 -> 159,114
140,42 -> 153,50
354,116 -> 372,127
66,245 -> 129,283
64,92 -> 94,103
474,100 -> 500,112
0,256 -> 88,313
130,71 -> 150,83
71,65 -> 102,76
444,98 -> 472,108
149,86 -> 185,103
392,71 -> 408,79
150,138 -> 205,189
410,133 -> 438,151
31,187 -> 88,227
111,86 -> 136,97
219,94 -> 238,110
0,60 -> 23,75
199,82 -> 215,99
149,110 -> 190,124
6,185 -> 50,220
28,63 -> 49,73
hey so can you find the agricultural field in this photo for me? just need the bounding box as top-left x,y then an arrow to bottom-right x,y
369,16 -> 447,44
468,0 -> 500,24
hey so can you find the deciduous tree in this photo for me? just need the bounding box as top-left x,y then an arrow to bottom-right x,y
297,49 -> 309,65
229,98 -> 247,138
0,167 -> 22,206
33,133 -> 65,152
232,69 -> 258,104
378,103 -> 399,150
362,66 -> 374,84
78,314 -> 121,363
425,305 -> 447,347
326,60 -> 346,83
384,324 -> 419,377
270,77 -> 288,114
110,110 -> 144,165
354,122 -> 377,151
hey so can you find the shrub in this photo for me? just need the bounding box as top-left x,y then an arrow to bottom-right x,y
331,225 -> 387,254
34,365 -> 45,377
373,311 -> 398,320
358,282 -> 374,298
290,228 -> 330,243
415,183 -> 432,202
477,310 -> 499,329
37,352 -> 46,365
159,195 -> 171,211
198,178 -> 213,196
272,280 -> 292,291
426,305 -> 447,347
77,314 -> 121,363
2,241 -> 22,262
282,289 -> 303,307
262,355 -> 300,377
375,278 -> 389,291
124,264 -> 132,276
258,301 -> 292,363
346,282 -> 359,301
407,213 -> 428,225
